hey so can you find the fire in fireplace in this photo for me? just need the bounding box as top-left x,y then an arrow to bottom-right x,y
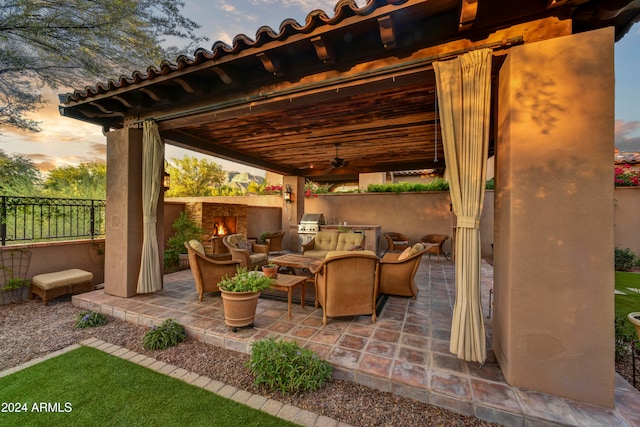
212,216 -> 237,236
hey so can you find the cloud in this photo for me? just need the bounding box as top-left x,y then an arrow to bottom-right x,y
615,119 -> 640,152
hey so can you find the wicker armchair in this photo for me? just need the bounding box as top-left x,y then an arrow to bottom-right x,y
383,232 -> 411,253
265,230 -> 286,254
184,240 -> 240,302
222,234 -> 269,269
379,243 -> 429,298
311,251 -> 380,325
420,234 -> 450,261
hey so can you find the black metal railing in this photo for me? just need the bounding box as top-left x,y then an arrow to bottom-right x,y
0,196 -> 106,245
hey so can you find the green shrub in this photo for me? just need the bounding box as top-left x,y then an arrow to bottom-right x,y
75,311 -> 109,329
218,267 -> 274,292
366,178 -> 450,193
247,338 -> 332,394
615,247 -> 639,272
615,316 -> 636,362
485,178 -> 495,190
1,278 -> 30,291
143,319 -> 186,350
164,212 -> 205,270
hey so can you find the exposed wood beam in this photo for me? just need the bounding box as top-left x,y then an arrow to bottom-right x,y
174,78 -> 198,94
377,15 -> 396,49
211,66 -> 234,84
256,52 -> 283,76
311,36 -> 335,63
459,0 -> 479,30
112,95 -> 135,108
140,87 -> 165,102
162,130 -> 297,175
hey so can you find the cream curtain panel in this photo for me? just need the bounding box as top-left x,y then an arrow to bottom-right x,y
433,49 -> 492,363
137,120 -> 164,294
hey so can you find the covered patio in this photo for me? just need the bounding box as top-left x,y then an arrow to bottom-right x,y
72,258 -> 640,425
60,0 -> 640,410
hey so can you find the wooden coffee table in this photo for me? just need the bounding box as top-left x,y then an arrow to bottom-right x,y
268,274 -> 308,318
270,254 -> 323,273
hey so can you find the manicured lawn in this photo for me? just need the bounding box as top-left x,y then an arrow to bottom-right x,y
0,346 -> 298,427
616,272 -> 640,318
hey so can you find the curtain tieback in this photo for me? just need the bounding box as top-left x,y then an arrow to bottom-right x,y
143,215 -> 157,223
457,216 -> 480,229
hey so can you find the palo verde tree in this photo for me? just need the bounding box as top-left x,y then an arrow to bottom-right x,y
0,149 -> 41,195
0,0 -> 206,134
165,156 -> 226,197
42,162 -> 106,199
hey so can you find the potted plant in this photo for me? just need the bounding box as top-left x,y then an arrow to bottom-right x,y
257,231 -> 271,245
261,262 -> 278,277
0,278 -> 31,304
218,267 -> 275,331
164,212 -> 205,271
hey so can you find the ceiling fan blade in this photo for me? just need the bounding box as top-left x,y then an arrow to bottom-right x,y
321,166 -> 336,175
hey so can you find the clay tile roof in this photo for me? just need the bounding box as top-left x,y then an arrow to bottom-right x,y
615,152 -> 640,164
61,0 -> 385,104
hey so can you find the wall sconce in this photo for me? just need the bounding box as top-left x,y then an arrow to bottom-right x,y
163,161 -> 170,192
283,184 -> 293,203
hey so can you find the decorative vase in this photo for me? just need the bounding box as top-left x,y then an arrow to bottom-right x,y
628,312 -> 640,341
220,290 -> 261,331
261,265 -> 278,277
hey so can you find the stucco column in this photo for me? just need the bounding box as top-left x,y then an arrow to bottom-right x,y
105,128 -> 143,297
282,176 -> 305,251
493,28 -> 615,407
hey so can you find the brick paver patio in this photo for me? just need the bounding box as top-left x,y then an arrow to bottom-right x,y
73,258 -> 640,426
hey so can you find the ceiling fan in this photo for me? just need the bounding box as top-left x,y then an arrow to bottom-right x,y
325,143 -> 349,173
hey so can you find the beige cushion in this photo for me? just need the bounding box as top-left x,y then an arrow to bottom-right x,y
397,247 -> 413,261
314,231 -> 339,251
188,240 -> 205,256
410,243 -> 425,255
32,269 -> 93,290
304,249 -> 330,258
399,243 -> 425,261
335,233 -> 364,251
326,250 -> 376,259
226,234 -> 246,248
249,253 -> 268,264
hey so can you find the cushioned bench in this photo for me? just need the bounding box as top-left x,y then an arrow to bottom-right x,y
30,269 -> 93,306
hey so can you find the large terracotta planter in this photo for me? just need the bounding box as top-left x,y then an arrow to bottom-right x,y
628,312 -> 640,341
220,290 -> 260,331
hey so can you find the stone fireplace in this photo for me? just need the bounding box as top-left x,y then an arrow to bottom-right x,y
185,202 -> 248,254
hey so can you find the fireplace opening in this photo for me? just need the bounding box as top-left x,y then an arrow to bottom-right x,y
211,216 -> 237,237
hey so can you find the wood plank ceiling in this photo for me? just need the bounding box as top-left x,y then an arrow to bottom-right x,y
59,0 -> 640,180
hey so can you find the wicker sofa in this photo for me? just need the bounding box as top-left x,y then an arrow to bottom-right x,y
301,231 -> 365,258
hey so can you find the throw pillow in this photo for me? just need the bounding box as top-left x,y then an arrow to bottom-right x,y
409,243 -> 425,256
237,240 -> 253,253
188,240 -> 205,256
398,247 -> 412,261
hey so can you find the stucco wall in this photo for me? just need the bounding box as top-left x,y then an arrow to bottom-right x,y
0,239 -> 105,290
304,191 -> 495,257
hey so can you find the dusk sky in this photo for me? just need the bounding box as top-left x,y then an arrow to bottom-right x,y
0,1 -> 638,173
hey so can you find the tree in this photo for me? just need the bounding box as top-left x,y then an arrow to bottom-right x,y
166,156 -> 226,197
0,149 -> 41,195
0,0 -> 206,133
42,162 -> 106,199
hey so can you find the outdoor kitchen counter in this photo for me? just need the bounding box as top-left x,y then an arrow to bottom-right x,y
320,225 -> 381,255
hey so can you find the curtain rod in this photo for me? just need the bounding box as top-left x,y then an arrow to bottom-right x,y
133,36 -> 523,126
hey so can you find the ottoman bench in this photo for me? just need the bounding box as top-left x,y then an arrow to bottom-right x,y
30,269 -> 93,306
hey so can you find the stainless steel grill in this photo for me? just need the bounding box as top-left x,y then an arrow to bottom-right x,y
298,213 -> 325,246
